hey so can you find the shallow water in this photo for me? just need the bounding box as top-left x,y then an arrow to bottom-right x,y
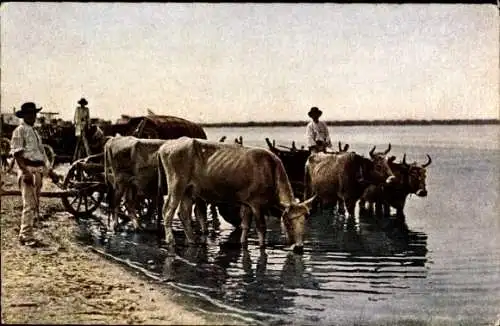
76,125 -> 499,325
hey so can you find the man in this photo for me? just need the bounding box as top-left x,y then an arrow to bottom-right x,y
306,106 -> 332,153
73,97 -> 91,160
10,102 -> 59,246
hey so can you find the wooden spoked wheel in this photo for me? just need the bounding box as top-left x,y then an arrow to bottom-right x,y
61,161 -> 105,218
0,137 -> 10,155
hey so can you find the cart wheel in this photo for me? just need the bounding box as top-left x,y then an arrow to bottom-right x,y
0,137 -> 10,155
0,137 -> 10,170
62,162 -> 104,218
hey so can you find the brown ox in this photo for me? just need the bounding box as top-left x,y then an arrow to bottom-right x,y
360,154 -> 432,218
304,144 -> 396,217
157,137 -> 315,253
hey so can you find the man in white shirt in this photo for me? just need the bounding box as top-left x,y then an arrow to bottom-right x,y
73,97 -> 91,160
305,107 -> 332,153
10,102 -> 59,246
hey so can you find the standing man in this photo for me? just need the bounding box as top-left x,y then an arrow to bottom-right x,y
10,102 -> 59,246
73,97 -> 91,160
306,106 -> 332,153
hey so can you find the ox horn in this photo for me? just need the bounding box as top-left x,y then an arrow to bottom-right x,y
402,153 -> 408,166
343,144 -> 349,152
383,143 -> 392,155
338,141 -> 342,152
422,154 -> 432,168
369,146 -> 376,158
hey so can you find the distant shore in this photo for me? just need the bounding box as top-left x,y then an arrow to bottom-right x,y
199,119 -> 499,128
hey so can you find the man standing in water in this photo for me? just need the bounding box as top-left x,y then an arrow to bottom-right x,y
10,102 -> 59,246
306,106 -> 332,153
73,97 -> 91,160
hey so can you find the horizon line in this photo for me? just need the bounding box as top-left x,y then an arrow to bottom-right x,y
198,118 -> 500,127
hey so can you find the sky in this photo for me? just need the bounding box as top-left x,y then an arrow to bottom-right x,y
1,3 -> 498,123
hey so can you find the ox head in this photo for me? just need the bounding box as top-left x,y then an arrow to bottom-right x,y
280,195 -> 316,254
400,153 -> 432,197
366,144 -> 396,184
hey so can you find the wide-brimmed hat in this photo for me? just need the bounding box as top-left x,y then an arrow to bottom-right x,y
308,106 -> 323,118
15,102 -> 42,118
78,98 -> 88,106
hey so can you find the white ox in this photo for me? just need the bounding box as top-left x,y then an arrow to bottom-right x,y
104,136 -> 168,231
157,137 -> 316,253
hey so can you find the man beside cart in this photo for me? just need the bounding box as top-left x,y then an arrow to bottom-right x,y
10,102 -> 59,246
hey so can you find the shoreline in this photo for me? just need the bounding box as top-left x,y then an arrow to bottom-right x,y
199,119 -> 500,128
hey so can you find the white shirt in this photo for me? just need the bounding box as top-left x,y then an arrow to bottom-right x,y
10,121 -> 49,165
306,121 -> 332,148
74,106 -> 90,136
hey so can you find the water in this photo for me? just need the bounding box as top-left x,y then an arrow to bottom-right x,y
77,125 -> 499,325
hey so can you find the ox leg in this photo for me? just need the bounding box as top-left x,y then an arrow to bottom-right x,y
375,202 -> 383,218
109,186 -> 125,233
337,198 -> 346,215
368,202 -> 375,217
178,196 -> 198,245
383,203 -> 391,217
209,204 -> 221,230
239,205 -> 253,246
254,208 -> 266,249
193,199 -> 209,240
162,192 -> 183,246
345,199 -> 357,219
125,195 -> 141,231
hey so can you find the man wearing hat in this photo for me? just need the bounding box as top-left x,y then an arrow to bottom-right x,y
10,102 -> 59,246
306,106 -> 332,153
73,97 -> 91,160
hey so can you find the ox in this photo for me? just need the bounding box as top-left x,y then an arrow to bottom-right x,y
104,136 -> 172,231
304,144 -> 396,217
157,137 -> 316,253
104,135 -> 225,233
359,154 -> 431,218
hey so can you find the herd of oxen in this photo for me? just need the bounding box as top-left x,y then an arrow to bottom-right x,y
102,133 -> 431,254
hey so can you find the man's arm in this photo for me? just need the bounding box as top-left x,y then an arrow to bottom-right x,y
322,122 -> 333,147
10,127 -> 30,173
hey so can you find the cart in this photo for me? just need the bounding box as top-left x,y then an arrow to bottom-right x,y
0,154 -> 107,218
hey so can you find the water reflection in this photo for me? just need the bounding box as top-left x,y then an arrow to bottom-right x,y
77,208 -> 429,323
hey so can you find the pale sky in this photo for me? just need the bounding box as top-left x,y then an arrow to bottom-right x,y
1,3 -> 498,123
